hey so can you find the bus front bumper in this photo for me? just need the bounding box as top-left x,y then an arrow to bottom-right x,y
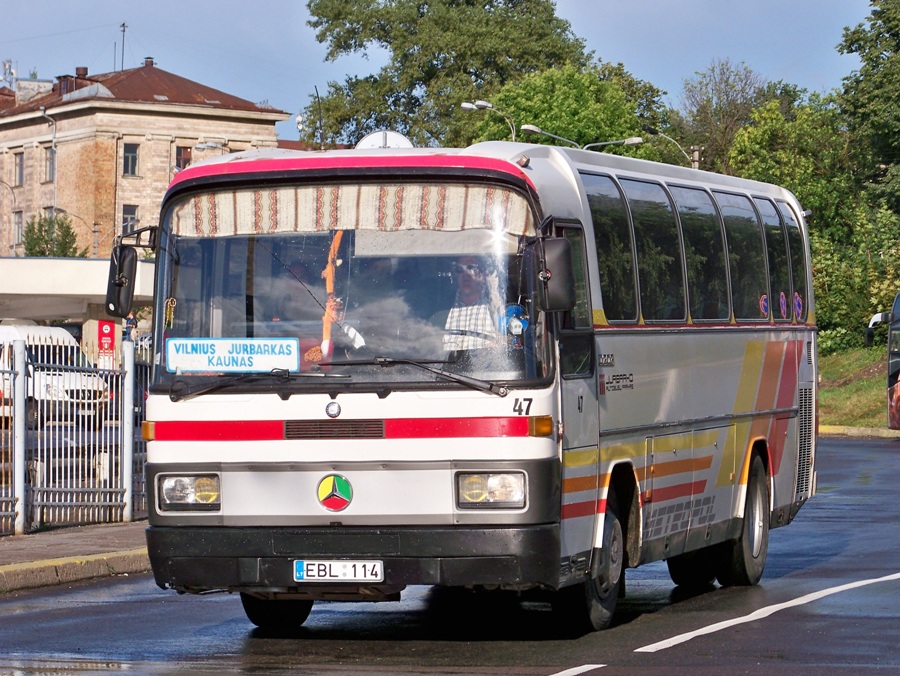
146,524 -> 560,596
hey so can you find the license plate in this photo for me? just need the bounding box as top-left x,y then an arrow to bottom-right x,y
293,559 -> 384,583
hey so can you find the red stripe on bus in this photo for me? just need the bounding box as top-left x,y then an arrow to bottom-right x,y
153,420 -> 284,441
561,499 -> 600,520
647,480 -> 706,504
170,155 -> 537,191
152,417 -> 531,441
384,417 -> 530,438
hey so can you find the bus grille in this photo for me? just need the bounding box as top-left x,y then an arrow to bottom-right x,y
284,420 -> 385,440
795,386 -> 814,497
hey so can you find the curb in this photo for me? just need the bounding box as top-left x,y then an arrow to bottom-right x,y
819,425 -> 900,439
0,548 -> 150,594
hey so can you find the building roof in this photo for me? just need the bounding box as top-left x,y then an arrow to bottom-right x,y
0,58 -> 287,118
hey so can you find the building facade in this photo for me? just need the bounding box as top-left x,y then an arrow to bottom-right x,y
0,58 -> 289,258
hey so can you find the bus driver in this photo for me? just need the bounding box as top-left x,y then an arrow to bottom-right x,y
440,256 -> 502,350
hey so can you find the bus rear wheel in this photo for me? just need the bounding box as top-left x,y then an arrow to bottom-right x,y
716,455 -> 769,586
553,488 -> 624,633
239,593 -> 314,629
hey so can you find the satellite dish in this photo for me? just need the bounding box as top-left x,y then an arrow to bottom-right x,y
355,130 -> 415,149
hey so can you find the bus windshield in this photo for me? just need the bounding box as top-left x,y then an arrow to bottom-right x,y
153,181 -> 550,392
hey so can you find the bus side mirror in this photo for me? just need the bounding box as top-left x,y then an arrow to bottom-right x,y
527,237 -> 576,312
105,244 -> 138,318
865,311 -> 890,347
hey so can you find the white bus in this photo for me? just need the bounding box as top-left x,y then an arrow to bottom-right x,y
107,139 -> 817,632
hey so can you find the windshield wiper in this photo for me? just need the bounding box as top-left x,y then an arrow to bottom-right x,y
168,368 -> 349,402
322,356 -> 509,397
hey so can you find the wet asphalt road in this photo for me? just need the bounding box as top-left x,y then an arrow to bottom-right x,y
0,436 -> 898,675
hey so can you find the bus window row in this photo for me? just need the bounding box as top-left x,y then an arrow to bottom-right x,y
581,172 -> 809,324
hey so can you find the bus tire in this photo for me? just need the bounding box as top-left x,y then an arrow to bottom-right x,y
716,455 -> 769,586
553,488 -> 624,632
239,593 -> 314,629
666,548 -> 717,588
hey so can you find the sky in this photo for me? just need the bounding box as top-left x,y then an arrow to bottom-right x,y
1,0 -> 875,140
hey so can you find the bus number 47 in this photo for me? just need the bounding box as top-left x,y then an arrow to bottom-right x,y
513,398 -> 532,415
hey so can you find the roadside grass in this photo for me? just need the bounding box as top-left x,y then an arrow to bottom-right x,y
818,347 -> 886,428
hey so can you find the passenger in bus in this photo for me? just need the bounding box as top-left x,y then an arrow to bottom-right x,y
435,256 -> 502,350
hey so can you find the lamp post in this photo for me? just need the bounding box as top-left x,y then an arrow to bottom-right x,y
0,179 -> 15,254
641,125 -> 695,167
461,100 -> 517,141
520,124 -> 580,148
521,125 -> 643,152
39,106 -> 58,212
52,207 -> 99,256
583,136 -> 643,152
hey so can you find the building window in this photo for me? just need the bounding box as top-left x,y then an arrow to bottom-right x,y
123,143 -> 139,176
14,212 -> 24,244
175,145 -> 192,170
122,204 -> 139,234
13,152 -> 24,186
44,146 -> 56,183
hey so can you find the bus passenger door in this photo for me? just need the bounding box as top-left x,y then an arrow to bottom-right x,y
556,225 -> 601,571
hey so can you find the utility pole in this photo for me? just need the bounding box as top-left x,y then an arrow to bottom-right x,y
690,146 -> 703,171
120,23 -> 127,71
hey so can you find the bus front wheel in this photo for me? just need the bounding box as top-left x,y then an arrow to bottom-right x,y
716,454 -> 769,586
553,488 -> 624,632
239,593 -> 314,629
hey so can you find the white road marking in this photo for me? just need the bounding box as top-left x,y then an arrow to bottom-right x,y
635,571 -> 900,653
549,665 -> 606,676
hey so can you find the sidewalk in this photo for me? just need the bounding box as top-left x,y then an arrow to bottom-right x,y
0,520 -> 150,593
0,427 -> 895,596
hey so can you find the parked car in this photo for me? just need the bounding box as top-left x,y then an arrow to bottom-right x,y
0,321 -> 109,429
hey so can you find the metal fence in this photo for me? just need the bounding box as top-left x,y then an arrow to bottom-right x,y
0,339 -> 147,535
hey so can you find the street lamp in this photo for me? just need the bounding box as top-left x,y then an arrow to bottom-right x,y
39,106 -> 58,212
520,124 -> 580,148
582,136 -> 643,152
53,207 -> 100,257
0,178 -> 16,207
641,125 -> 693,166
521,125 -> 643,152
461,100 -> 517,141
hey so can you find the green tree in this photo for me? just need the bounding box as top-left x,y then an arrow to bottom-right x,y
304,0 -> 589,147
839,0 -> 900,211
729,96 -> 855,240
677,58 -> 769,174
22,214 -> 88,257
729,95 -> 898,352
469,64 -> 651,158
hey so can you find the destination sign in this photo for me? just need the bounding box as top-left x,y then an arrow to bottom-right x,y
165,338 -> 301,373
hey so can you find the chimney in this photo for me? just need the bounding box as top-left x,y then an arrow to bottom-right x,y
144,57 -> 154,67
75,66 -> 88,78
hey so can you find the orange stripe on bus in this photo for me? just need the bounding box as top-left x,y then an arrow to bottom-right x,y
562,475 -> 598,494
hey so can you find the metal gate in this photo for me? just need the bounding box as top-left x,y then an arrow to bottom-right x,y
0,340 -> 146,535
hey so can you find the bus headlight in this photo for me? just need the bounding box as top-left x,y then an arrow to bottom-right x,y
158,474 -> 220,511
457,472 -> 526,509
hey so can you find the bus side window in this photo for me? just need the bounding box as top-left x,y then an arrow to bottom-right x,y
755,198 -> 791,322
715,191 -> 769,321
669,185 -> 730,321
776,201 -> 809,323
620,178 -> 686,322
557,224 -> 593,377
581,173 -> 637,322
